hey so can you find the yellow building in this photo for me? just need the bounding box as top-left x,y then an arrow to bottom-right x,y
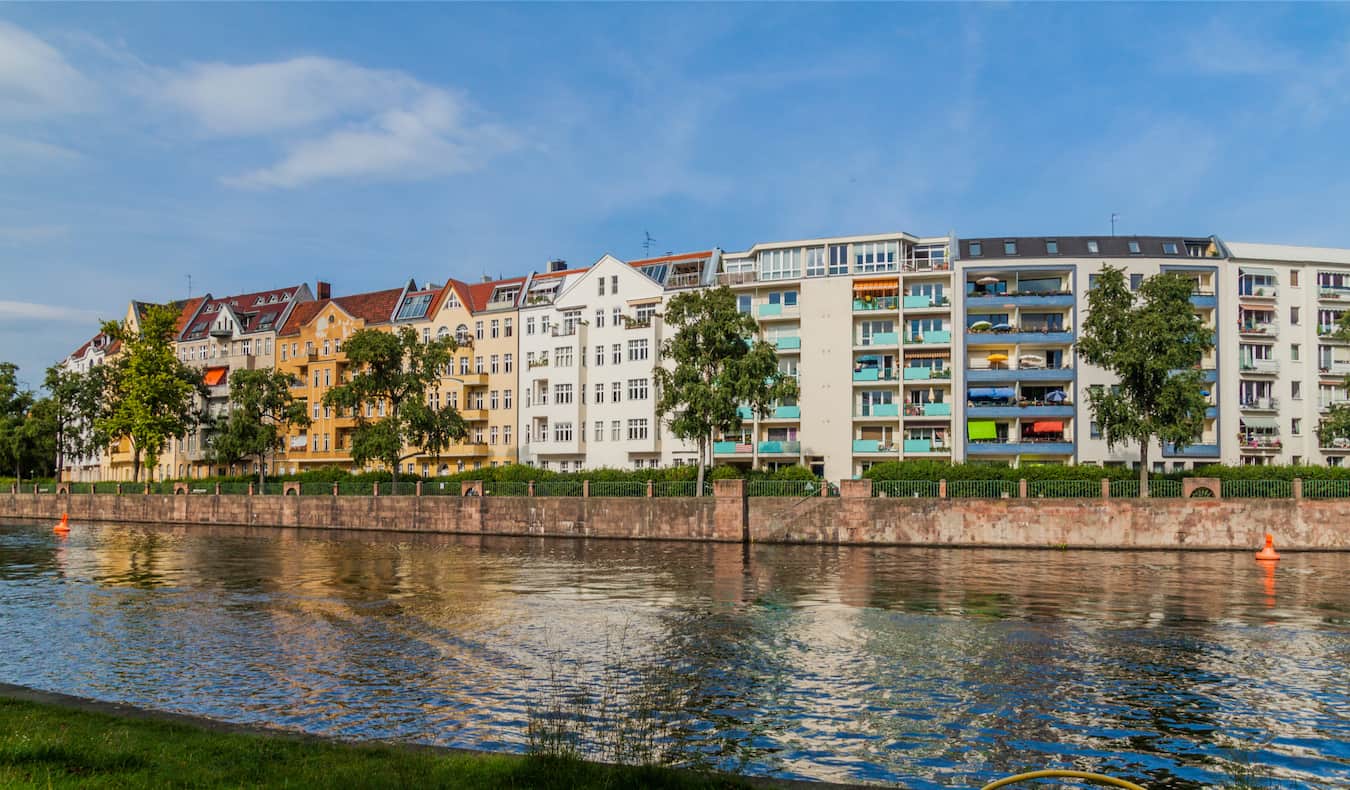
408,276 -> 524,475
275,286 -> 404,473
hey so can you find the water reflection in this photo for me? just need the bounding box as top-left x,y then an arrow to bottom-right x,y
1,521 -> 1347,788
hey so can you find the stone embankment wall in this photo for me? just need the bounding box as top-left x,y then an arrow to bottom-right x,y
4,479 -> 1346,549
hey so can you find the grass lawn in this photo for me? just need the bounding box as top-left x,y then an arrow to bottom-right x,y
0,696 -> 758,789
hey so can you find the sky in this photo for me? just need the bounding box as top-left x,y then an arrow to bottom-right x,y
3,3 -> 1350,387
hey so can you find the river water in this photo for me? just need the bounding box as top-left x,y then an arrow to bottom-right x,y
0,520 -> 1346,788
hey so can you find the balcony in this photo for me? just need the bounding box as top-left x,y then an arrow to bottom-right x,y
852,439 -> 895,454
453,372 -> 490,386
763,405 -> 800,420
965,292 -> 1074,308
758,440 -> 801,455
717,271 -> 758,286
906,330 -> 952,345
441,442 -> 491,458
1318,287 -> 1350,303
966,366 -> 1074,383
713,441 -> 753,456
1162,442 -> 1220,458
856,332 -> 899,348
903,295 -> 949,310
758,303 -> 799,320
1238,322 -> 1278,337
966,404 -> 1074,419
527,357 -> 549,369
459,408 -> 489,422
1239,397 -> 1280,412
737,406 -> 754,420
905,402 -> 952,418
1238,437 -> 1282,453
966,329 -> 1074,346
856,403 -> 900,418
853,368 -> 898,382
667,272 -> 702,289
209,326 -> 232,338
1239,359 -> 1280,376
903,439 -> 951,454
966,441 -> 1075,456
1320,362 -> 1350,377
1319,436 -> 1350,453
1190,293 -> 1217,309
853,296 -> 898,312
1239,287 -> 1278,300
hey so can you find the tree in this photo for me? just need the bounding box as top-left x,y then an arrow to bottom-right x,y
41,364 -> 102,479
0,362 -> 35,479
322,326 -> 457,486
654,287 -> 800,495
208,368 -> 311,488
1077,266 -> 1213,496
96,304 -> 205,482
403,399 -> 468,474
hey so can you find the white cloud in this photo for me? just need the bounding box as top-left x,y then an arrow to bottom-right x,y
0,21 -> 92,117
156,56 -> 519,188
0,300 -> 100,323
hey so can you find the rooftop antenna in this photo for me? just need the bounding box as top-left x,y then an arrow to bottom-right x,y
642,230 -> 656,258
1111,213 -> 1119,237
186,273 -> 193,298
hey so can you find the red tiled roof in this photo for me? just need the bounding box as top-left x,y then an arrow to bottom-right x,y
180,287 -> 301,340
278,287 -> 403,337
432,276 -> 526,315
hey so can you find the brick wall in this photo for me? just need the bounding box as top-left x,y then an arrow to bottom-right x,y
4,490 -> 1348,549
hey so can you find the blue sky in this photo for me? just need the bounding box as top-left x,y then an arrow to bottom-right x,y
3,3 -> 1350,386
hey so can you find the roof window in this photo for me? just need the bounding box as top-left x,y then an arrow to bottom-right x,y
1046,240 -> 1059,255
1004,241 -> 1018,255
1087,240 -> 1099,254
1128,241 -> 1141,254
969,242 -> 983,257
1162,242 -> 1179,255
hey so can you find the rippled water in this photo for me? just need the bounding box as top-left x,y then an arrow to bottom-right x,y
1,520 -> 1347,788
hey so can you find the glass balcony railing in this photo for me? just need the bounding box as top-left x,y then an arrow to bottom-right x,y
758,440 -> 801,454
904,402 -> 952,417
857,403 -> 900,418
853,368 -> 897,382
853,296 -> 898,311
906,330 -> 951,344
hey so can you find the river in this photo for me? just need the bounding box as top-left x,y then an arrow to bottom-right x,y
1,520 -> 1346,788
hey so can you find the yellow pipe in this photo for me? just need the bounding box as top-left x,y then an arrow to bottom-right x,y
980,769 -> 1148,790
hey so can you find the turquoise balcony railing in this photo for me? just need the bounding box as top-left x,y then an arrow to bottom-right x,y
903,367 -> 931,381
903,295 -> 934,309
858,403 -> 900,418
774,336 -> 802,350
758,303 -> 783,317
852,439 -> 882,453
903,402 -> 951,417
907,329 -> 952,344
858,331 -> 899,347
854,368 -> 880,382
758,440 -> 801,454
903,439 -> 933,453
772,405 -> 800,419
736,406 -> 753,420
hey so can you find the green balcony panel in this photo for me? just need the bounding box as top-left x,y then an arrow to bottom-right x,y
853,368 -> 880,382
903,439 -> 933,453
758,441 -> 783,453
758,303 -> 783,317
903,295 -> 934,309
968,420 -> 997,440
772,405 -> 801,419
713,441 -> 738,454
852,439 -> 882,453
870,332 -> 899,346
903,367 -> 932,380
923,402 -> 952,417
736,406 -> 754,420
921,330 -> 952,344
871,403 -> 900,417
773,336 -> 802,350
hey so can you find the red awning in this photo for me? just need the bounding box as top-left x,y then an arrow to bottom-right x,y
203,367 -> 228,387
1032,421 -> 1063,433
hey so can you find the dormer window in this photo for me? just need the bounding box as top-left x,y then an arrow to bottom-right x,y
1003,241 -> 1018,255
255,297 -> 264,305
1128,241 -> 1141,254
1087,240 -> 1100,254
969,242 -> 983,257
1162,242 -> 1179,255
1045,240 -> 1059,255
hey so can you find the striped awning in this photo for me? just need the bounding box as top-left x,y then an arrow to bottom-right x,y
1241,416 -> 1279,430
1240,266 -> 1277,278
852,280 -> 898,293
904,351 -> 950,360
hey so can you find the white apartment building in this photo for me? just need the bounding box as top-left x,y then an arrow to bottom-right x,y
57,329 -> 115,482
715,232 -> 958,480
516,253 -> 715,472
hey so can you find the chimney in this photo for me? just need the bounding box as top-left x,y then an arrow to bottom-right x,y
316,281 -> 331,300
547,259 -> 567,273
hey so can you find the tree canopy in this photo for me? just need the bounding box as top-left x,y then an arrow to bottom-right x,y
1077,266 -> 1213,495
321,326 -> 461,484
653,287 -> 799,494
208,368 -> 311,487
0,363 -> 36,479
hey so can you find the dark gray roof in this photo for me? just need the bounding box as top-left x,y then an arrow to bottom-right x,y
958,236 -> 1223,261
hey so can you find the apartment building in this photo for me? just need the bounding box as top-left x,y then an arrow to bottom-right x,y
713,232 -> 958,479
57,329 -> 117,482
516,253 -> 714,471
954,236 -> 1225,470
410,276 -> 523,474
169,283 -> 314,478
274,284 -> 408,474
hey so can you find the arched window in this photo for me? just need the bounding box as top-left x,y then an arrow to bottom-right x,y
437,326 -> 450,340
455,324 -> 471,344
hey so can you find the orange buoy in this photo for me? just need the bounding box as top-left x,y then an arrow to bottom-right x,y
53,513 -> 70,534
1255,533 -> 1280,561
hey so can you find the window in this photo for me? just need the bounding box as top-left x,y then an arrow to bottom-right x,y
1163,242 -> 1179,255
1003,240 -> 1017,255
1291,271 -> 1300,288
313,403 -> 320,420
475,355 -> 485,373
611,381 -> 622,402
1291,306 -> 1301,325
504,318 -> 512,337
475,321 -> 484,340
504,353 -> 513,372
636,303 -> 657,323
526,317 -> 536,335
554,422 -> 573,442
1292,344 -> 1300,362
490,319 -> 500,338
595,421 -> 604,441
503,425 -> 512,445
737,295 -> 752,314
1130,273 -> 1144,291
554,384 -> 572,404
598,277 -> 605,296
503,389 -> 512,408
627,418 -> 649,440
627,378 -> 649,400
1087,240 -> 1099,254
490,390 -> 499,409
1293,418 -> 1302,436
595,309 -> 605,328
854,241 -> 899,272
969,241 -> 983,257
1292,381 -> 1302,400
805,247 -> 826,277
594,345 -> 604,366
611,420 -> 621,441
313,372 -> 320,387
760,248 -> 802,280
612,343 -> 622,364
489,426 -> 498,445
594,382 -> 605,403
1088,274 -> 1099,290
324,369 -> 330,387
459,356 -> 471,375
1045,240 -> 1058,255
422,328 -> 430,343
1128,241 -> 1141,254
281,345 -> 288,361
471,391 -> 485,409
554,347 -> 573,367
628,338 -> 649,361
611,275 -> 618,295
828,244 -> 849,275
490,354 -> 500,374
1090,421 -> 1102,439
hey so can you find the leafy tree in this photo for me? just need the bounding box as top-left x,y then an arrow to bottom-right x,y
1077,266 -> 1213,496
0,363 -> 35,479
1318,313 -> 1350,449
41,364 -> 102,479
653,287 -> 799,495
403,399 -> 468,474
322,326 -> 457,486
208,368 -> 311,488
96,304 -> 205,482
